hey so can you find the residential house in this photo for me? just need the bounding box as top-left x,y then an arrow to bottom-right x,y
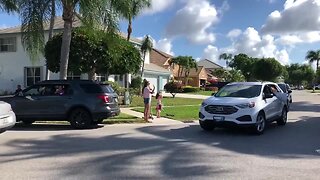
0,17 -> 171,93
174,66 -> 208,87
197,59 -> 223,82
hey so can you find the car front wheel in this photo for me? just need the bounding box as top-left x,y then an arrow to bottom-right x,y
199,120 -> 215,131
277,107 -> 287,126
253,113 -> 266,135
69,108 -> 92,129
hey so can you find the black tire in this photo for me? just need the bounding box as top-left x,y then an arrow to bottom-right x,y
253,112 -> 266,135
199,120 -> 215,131
22,120 -> 35,125
277,107 -> 287,126
69,108 -> 92,129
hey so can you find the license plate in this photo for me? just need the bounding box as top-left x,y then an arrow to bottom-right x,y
213,116 -> 224,121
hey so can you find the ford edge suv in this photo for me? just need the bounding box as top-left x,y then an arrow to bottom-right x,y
199,82 -> 288,135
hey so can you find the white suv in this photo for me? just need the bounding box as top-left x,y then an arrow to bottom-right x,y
199,82 -> 288,135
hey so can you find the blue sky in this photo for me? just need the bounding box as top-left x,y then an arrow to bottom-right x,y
1,0 -> 320,67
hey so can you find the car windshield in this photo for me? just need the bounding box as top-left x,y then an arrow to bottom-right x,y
215,84 -> 262,98
278,84 -> 286,92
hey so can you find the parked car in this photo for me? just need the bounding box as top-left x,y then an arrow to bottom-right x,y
199,82 -> 289,135
314,84 -> 320,90
0,80 -> 120,129
277,83 -> 292,108
0,101 -> 16,133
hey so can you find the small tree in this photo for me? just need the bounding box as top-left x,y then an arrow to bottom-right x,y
164,81 -> 183,98
252,58 -> 283,81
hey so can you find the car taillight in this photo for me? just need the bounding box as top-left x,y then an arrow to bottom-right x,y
98,95 -> 109,103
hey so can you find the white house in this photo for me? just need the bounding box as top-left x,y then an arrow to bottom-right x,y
0,17 -> 171,94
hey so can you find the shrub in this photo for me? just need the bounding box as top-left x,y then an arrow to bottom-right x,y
164,81 -> 183,98
182,86 -> 200,93
205,87 -> 219,92
130,76 -> 142,89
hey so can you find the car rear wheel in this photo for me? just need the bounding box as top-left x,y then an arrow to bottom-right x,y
199,120 -> 215,131
253,112 -> 266,135
22,120 -> 35,125
277,107 -> 287,126
69,108 -> 92,129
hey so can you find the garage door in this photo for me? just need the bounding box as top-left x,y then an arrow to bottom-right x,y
144,76 -> 158,93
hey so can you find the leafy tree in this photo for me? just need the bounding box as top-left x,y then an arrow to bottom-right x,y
140,35 -> 153,78
285,63 -> 315,86
229,53 -> 256,81
252,58 -> 283,81
306,50 -> 320,72
226,69 -> 245,82
164,81 -> 183,98
315,69 -> 320,84
45,28 -> 142,80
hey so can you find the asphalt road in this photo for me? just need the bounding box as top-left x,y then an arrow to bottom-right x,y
1,90 -> 320,180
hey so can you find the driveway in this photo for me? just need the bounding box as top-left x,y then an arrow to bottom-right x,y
0,90 -> 319,179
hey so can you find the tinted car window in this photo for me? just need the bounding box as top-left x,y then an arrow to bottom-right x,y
100,84 -> 115,93
215,84 -> 262,98
79,84 -> 103,94
278,84 -> 287,93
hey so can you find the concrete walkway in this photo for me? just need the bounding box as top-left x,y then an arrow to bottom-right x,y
121,108 -> 183,125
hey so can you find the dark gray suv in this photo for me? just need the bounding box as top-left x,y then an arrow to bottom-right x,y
0,80 -> 120,129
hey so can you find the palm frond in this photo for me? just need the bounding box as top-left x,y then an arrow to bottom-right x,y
0,0 -> 17,13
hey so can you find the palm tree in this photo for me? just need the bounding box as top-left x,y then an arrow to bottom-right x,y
219,53 -> 233,68
140,35 -> 153,78
120,0 -> 151,41
306,50 -> 320,72
0,0 -> 16,13
17,0 -> 126,80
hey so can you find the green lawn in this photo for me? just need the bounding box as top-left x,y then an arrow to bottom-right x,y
132,105 -> 200,122
128,96 -> 203,107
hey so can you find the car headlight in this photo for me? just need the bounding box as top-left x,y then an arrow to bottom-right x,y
201,102 -> 208,107
236,102 -> 255,108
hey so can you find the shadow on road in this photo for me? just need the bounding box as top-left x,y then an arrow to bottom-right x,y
290,101 -> 320,112
10,123 -> 103,131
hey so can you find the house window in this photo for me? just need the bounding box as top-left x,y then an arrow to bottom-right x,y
96,74 -> 108,82
67,72 -> 81,80
24,67 -> 42,87
0,37 -> 16,52
114,75 -> 118,81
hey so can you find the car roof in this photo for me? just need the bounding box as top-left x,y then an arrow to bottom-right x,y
227,82 -> 276,86
36,80 -> 95,84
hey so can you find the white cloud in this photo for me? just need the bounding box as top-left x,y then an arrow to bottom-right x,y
205,27 -> 290,65
143,0 -> 176,14
227,29 -> 242,39
261,0 -> 320,34
153,38 -> 175,55
165,0 -> 219,44
203,45 -> 219,61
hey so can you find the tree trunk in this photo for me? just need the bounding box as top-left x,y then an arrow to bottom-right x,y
140,52 -> 146,78
88,67 -> 96,80
127,17 -> 132,41
59,4 -> 73,80
46,0 -> 55,80
317,60 -> 319,72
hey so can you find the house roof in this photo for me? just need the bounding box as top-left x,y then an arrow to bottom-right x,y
197,59 -> 224,69
144,63 -> 171,75
150,48 -> 173,67
0,16 -> 142,44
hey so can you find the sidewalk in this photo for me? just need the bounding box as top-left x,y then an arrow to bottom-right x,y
121,108 -> 183,125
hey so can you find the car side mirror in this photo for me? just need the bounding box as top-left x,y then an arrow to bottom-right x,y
288,90 -> 292,93
263,93 -> 273,99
